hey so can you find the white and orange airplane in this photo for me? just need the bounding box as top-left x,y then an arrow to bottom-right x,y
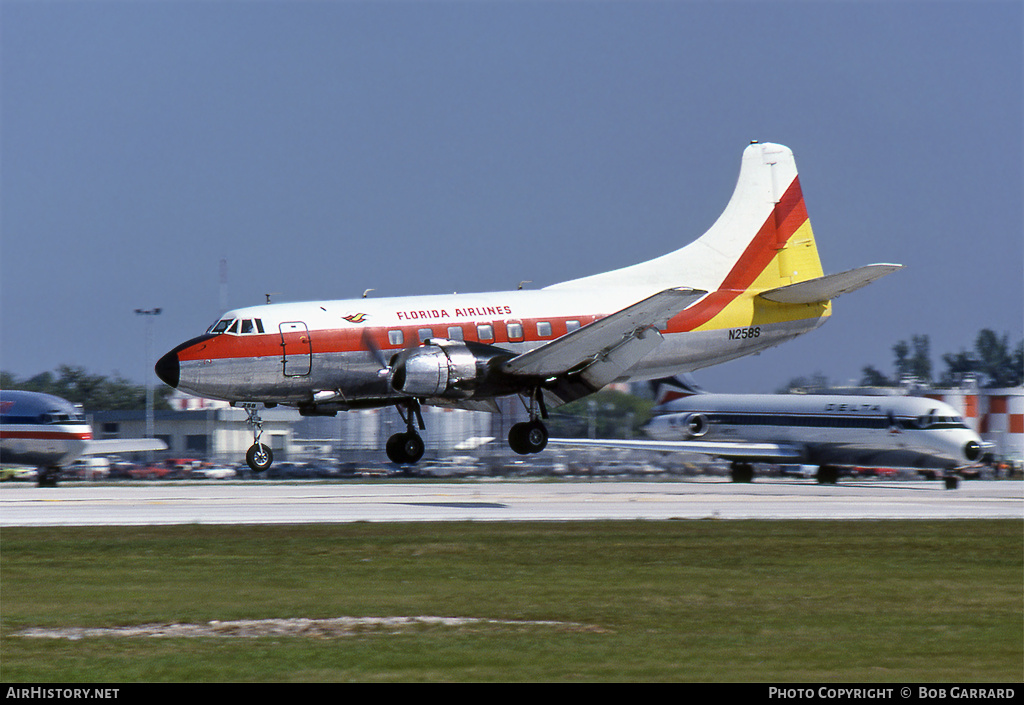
155,141 -> 901,471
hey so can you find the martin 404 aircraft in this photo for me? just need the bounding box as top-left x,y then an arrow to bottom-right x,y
550,378 -> 987,489
0,390 -> 167,486
156,141 -> 901,471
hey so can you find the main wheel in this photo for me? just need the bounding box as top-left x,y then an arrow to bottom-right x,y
816,465 -> 839,484
730,462 -> 754,483
246,443 -> 274,473
386,432 -> 425,464
509,420 -> 548,455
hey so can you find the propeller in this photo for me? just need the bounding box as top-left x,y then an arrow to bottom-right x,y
360,329 -> 390,372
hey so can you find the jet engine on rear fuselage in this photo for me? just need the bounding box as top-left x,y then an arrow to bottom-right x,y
645,411 -> 710,440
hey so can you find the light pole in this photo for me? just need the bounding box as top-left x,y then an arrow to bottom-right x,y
135,308 -> 162,458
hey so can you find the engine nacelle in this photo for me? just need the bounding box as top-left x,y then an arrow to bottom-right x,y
391,340 -> 483,398
683,412 -> 709,437
645,411 -> 711,440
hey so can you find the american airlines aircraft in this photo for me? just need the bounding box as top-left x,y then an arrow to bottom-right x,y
551,378 -> 986,489
155,142 -> 901,471
0,390 -> 166,486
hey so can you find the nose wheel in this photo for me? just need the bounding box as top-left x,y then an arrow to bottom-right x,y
246,443 -> 274,472
242,403 -> 274,473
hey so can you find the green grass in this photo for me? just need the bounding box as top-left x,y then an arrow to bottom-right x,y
1,521 -> 1021,682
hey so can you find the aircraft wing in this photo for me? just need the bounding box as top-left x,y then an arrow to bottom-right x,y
83,439 -> 167,456
501,287 -> 706,388
547,437 -> 804,462
758,264 -> 903,304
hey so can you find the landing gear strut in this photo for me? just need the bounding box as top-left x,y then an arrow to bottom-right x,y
242,403 -> 273,473
386,400 -> 425,465
509,389 -> 549,455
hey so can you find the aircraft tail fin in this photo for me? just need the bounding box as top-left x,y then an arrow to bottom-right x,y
649,375 -> 705,407
547,141 -> 827,295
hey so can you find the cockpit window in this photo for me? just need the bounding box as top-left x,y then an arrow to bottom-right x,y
41,410 -> 86,425
209,319 -> 233,334
208,317 -> 264,335
914,410 -> 969,430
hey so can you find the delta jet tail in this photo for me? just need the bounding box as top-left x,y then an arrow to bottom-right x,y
0,390 -> 167,486
155,142 -> 901,470
552,378 -> 986,489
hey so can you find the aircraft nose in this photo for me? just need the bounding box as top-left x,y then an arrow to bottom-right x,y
155,350 -> 179,388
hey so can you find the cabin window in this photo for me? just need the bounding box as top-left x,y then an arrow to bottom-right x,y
388,330 -> 404,346
227,320 -> 239,334
255,319 -> 264,334
240,319 -> 254,334
447,326 -> 464,341
507,322 -> 524,340
537,321 -> 552,337
566,320 -> 581,333
418,328 -> 433,343
477,324 -> 494,341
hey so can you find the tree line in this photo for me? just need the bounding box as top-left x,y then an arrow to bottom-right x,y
787,328 -> 1023,392
861,329 -> 1022,389
0,366 -> 172,412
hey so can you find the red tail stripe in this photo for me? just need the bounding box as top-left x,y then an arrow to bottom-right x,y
668,176 -> 808,332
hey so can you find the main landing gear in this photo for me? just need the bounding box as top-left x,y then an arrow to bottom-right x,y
386,400 -> 426,465
508,389 -> 549,456
242,403 -> 273,473
385,390 -> 551,465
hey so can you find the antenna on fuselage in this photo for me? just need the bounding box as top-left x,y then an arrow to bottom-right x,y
362,289 -> 374,298
265,292 -> 281,304
517,281 -> 532,290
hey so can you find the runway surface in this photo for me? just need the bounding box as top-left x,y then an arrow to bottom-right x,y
1,479 -> 1021,526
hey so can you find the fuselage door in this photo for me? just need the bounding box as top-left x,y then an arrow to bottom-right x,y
279,321 -> 312,377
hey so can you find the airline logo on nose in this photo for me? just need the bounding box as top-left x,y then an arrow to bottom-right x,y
343,313 -> 368,323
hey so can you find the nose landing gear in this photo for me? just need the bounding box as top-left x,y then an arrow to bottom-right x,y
242,403 -> 273,473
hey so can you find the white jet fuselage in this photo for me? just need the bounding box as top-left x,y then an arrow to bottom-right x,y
645,394 -> 984,470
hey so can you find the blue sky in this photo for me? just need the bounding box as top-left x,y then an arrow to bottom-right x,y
2,0 -> 1021,393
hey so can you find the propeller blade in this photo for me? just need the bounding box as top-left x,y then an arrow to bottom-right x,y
360,329 -> 389,370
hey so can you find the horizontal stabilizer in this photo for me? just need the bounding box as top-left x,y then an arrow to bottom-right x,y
548,437 -> 804,462
758,264 -> 903,304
